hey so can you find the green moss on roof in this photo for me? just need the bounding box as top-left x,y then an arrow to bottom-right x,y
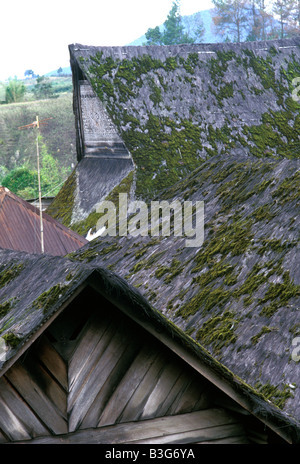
32,284 -> 66,314
255,381 -> 294,410
0,264 -> 24,289
2,332 -> 22,348
196,311 -> 238,354
251,326 -> 277,345
272,170 -> 300,205
71,171 -> 134,235
0,298 -> 17,319
243,108 -> 300,159
46,169 -> 77,227
0,301 -> 11,319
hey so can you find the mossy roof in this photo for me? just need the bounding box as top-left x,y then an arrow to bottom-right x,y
67,150 -> 300,426
69,37 -> 300,204
0,248 -> 299,443
43,39 -> 300,432
53,37 -> 300,228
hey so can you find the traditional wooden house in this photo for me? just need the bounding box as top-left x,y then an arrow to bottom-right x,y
0,187 -> 87,256
0,249 -> 299,444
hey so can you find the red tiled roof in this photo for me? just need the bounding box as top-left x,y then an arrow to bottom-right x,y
0,187 -> 87,256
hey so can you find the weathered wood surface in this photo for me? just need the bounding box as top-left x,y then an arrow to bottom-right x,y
16,409 -> 249,444
79,82 -> 130,158
0,293 -> 251,444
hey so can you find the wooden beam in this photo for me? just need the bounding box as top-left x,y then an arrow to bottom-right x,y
16,409 -> 246,444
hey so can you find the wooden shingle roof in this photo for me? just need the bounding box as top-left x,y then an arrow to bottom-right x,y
0,249 -> 299,444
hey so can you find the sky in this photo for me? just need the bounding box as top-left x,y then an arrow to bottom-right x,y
0,0 -> 214,81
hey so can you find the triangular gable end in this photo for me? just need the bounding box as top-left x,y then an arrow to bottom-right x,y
0,269 -> 296,444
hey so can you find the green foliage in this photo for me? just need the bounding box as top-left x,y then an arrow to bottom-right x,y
2,167 -> 39,198
5,79 -> 25,103
145,26 -> 163,45
0,93 -> 76,172
33,76 -> 56,100
39,138 -> 70,196
145,0 -> 196,45
1,138 -> 70,199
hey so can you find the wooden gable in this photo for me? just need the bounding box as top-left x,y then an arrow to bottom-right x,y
0,284 -> 283,444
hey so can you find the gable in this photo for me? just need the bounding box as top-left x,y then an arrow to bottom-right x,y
0,284 -> 281,444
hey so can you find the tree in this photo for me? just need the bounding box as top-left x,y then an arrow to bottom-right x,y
272,0 -> 295,38
24,69 -> 35,79
1,167 -> 39,198
145,26 -> 163,45
57,67 -> 63,75
293,0 -> 300,28
1,139 -> 70,199
247,0 -> 275,41
162,0 -> 186,44
212,0 -> 250,42
162,0 -> 194,44
39,139 -> 69,196
33,76 -> 55,100
145,0 -> 195,45
183,12 -> 205,43
5,79 -> 26,103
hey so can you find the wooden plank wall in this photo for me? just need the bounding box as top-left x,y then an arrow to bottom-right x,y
0,287 -> 253,444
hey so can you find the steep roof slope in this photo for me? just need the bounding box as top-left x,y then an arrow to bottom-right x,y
74,39 -> 300,195
68,151 -> 300,423
0,187 -> 87,256
0,248 -> 299,443
45,39 -> 300,427
49,38 -> 300,231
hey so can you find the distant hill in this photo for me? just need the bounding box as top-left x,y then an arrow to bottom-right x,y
129,9 -> 230,45
129,8 -> 278,45
46,66 -> 71,77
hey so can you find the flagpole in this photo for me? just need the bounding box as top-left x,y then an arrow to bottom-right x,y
18,115 -> 53,254
36,116 -> 44,253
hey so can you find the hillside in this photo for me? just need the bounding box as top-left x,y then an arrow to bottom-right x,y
0,86 -> 76,196
129,8 -> 279,45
